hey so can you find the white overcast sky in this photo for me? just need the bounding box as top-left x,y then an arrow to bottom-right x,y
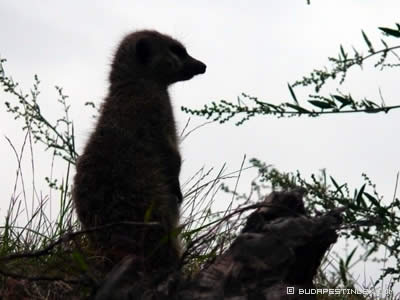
1,0 -> 400,292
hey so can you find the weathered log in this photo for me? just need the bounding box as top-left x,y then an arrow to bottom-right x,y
95,189 -> 343,300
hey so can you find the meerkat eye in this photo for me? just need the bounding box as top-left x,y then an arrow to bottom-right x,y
170,44 -> 187,58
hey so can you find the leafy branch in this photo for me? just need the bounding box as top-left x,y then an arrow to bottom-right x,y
0,58 -> 78,163
182,24 -> 400,126
227,159 -> 400,281
182,91 -> 400,126
293,24 -> 400,92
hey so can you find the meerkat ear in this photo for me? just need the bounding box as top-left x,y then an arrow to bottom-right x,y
136,38 -> 151,64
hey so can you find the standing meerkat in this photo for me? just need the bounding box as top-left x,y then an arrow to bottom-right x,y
72,30 -> 206,272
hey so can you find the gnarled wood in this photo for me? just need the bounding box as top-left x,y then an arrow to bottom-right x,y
95,189 -> 343,300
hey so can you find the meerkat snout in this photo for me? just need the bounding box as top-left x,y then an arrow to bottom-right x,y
180,56 -> 206,80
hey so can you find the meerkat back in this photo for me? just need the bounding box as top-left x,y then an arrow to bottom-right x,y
72,30 -> 206,272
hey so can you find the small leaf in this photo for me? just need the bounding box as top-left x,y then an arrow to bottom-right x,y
379,26 -> 400,38
71,251 -> 89,271
340,44 -> 347,59
366,245 -> 377,258
287,83 -> 298,104
332,95 -> 352,107
364,192 -> 380,207
355,184 -> 366,207
330,176 -> 340,189
345,246 -> 358,267
330,176 -> 345,196
339,258 -> 348,285
144,202 -> 155,222
285,103 -> 310,113
361,30 -> 374,53
308,100 -> 334,109
84,101 -> 96,108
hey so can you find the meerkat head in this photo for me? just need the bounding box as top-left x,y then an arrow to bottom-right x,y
110,30 -> 206,86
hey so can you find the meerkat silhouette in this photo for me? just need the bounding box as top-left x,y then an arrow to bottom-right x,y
72,30 -> 206,272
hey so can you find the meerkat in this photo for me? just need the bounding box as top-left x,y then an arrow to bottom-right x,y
72,30 -> 206,273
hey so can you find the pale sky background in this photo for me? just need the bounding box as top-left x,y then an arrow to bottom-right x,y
1,0 -> 399,294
